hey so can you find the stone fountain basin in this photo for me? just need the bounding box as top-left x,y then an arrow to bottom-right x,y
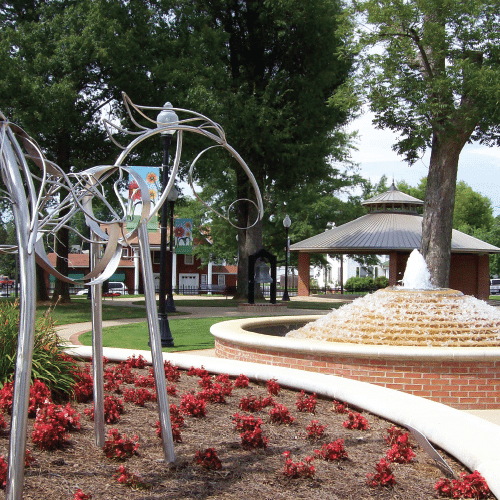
210,315 -> 500,410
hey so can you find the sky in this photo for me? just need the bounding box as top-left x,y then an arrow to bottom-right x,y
347,112 -> 500,216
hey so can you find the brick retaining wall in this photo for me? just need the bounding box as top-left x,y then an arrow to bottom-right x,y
215,339 -> 500,410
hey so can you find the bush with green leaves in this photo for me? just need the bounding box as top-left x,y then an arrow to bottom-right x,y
0,301 -> 77,398
344,276 -> 389,293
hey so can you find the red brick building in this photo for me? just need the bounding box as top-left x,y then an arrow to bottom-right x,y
46,229 -> 237,295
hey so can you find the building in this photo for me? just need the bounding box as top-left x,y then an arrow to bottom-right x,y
45,229 -> 237,295
290,184 -> 500,300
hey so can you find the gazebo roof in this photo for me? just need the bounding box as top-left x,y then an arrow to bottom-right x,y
290,185 -> 500,255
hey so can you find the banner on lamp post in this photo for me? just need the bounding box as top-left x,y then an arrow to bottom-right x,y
174,218 -> 193,255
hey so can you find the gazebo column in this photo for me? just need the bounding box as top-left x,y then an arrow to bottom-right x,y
477,254 -> 490,300
298,253 -> 310,296
388,252 -> 399,286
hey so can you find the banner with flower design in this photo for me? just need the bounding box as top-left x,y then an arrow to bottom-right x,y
128,167 -> 161,208
174,218 -> 193,254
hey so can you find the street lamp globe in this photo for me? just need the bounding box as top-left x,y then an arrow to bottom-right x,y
283,214 -> 291,228
157,103 -> 178,136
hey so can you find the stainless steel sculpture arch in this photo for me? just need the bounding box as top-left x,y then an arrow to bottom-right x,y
0,96 -> 263,499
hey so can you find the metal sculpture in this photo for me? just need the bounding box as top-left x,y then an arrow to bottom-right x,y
0,95 -> 263,499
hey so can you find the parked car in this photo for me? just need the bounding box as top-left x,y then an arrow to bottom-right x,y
106,282 -> 128,295
75,282 -> 128,296
490,279 -> 500,295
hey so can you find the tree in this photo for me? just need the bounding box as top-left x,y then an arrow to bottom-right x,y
159,0 -> 354,298
0,0 -> 158,302
334,0 -> 500,287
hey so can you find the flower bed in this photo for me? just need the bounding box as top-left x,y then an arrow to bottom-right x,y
0,359 -> 492,499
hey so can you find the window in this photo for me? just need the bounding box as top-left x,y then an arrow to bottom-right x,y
152,251 -> 160,265
218,275 -> 226,286
201,275 -> 207,285
184,255 -> 194,265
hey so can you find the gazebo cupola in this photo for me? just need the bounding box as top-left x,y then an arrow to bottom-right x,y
361,182 -> 423,215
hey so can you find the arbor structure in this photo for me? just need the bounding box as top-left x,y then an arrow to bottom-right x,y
336,0 -> 500,287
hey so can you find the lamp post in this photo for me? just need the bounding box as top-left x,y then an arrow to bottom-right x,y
282,214 -> 291,301
166,186 -> 178,312
157,102 -> 178,347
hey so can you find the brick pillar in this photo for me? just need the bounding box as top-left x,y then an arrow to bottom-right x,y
297,253 -> 310,296
388,252 -> 398,286
477,254 -> 490,300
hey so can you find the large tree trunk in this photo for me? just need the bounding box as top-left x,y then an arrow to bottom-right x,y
234,168 -> 263,300
52,215 -> 71,304
36,263 -> 49,301
420,132 -> 464,288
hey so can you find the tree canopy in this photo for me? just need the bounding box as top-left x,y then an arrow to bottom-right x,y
333,0 -> 500,287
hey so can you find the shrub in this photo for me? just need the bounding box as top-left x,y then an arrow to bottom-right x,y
85,396 -> 124,424
0,379 -> 52,417
282,451 -> 315,479
305,420 -> 327,440
195,448 -> 222,470
385,432 -> 415,464
163,361 -> 181,382
269,404 -> 295,425
343,411 -> 370,430
344,276 -> 376,293
179,393 -> 207,417
332,400 -> 348,414
125,355 -> 146,369
367,458 -> 396,487
296,391 -> 317,413
435,471 -> 490,499
113,465 -> 144,487
266,378 -> 280,395
73,489 -> 92,500
234,374 -> 249,388
315,439 -> 348,461
155,421 -> 182,443
72,367 -> 93,403
0,301 -> 77,397
102,428 -> 139,461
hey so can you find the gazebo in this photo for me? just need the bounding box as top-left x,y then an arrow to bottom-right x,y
290,184 -> 500,300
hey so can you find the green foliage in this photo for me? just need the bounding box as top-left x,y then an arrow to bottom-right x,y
332,0 -> 500,286
0,301 -> 77,397
453,181 -> 495,232
344,276 -> 388,293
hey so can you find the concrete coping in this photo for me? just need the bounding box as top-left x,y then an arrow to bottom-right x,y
65,344 -> 500,498
210,315 -> 500,361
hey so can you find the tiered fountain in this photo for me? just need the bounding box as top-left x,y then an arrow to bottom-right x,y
211,250 -> 500,409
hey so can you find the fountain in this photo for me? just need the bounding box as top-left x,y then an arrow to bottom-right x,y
211,250 -> 500,409
287,250 -> 500,347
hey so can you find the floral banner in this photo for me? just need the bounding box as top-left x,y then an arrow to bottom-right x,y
174,218 -> 193,255
128,167 -> 161,208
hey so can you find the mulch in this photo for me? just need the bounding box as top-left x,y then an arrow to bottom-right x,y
0,360 -> 488,500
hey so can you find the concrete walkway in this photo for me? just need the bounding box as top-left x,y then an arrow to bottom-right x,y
56,294 -> 500,426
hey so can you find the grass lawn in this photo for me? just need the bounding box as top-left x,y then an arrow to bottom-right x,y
35,299 -> 150,326
78,317 -> 242,352
132,298 -> 342,311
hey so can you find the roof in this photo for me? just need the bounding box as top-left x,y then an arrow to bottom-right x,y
362,183 -> 423,206
47,253 -> 135,269
212,265 -> 237,275
290,184 -> 500,255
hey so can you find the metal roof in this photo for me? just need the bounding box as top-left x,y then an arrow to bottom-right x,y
361,183 -> 423,207
289,212 -> 500,254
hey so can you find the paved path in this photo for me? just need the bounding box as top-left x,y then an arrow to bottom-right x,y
55,295 -> 334,345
